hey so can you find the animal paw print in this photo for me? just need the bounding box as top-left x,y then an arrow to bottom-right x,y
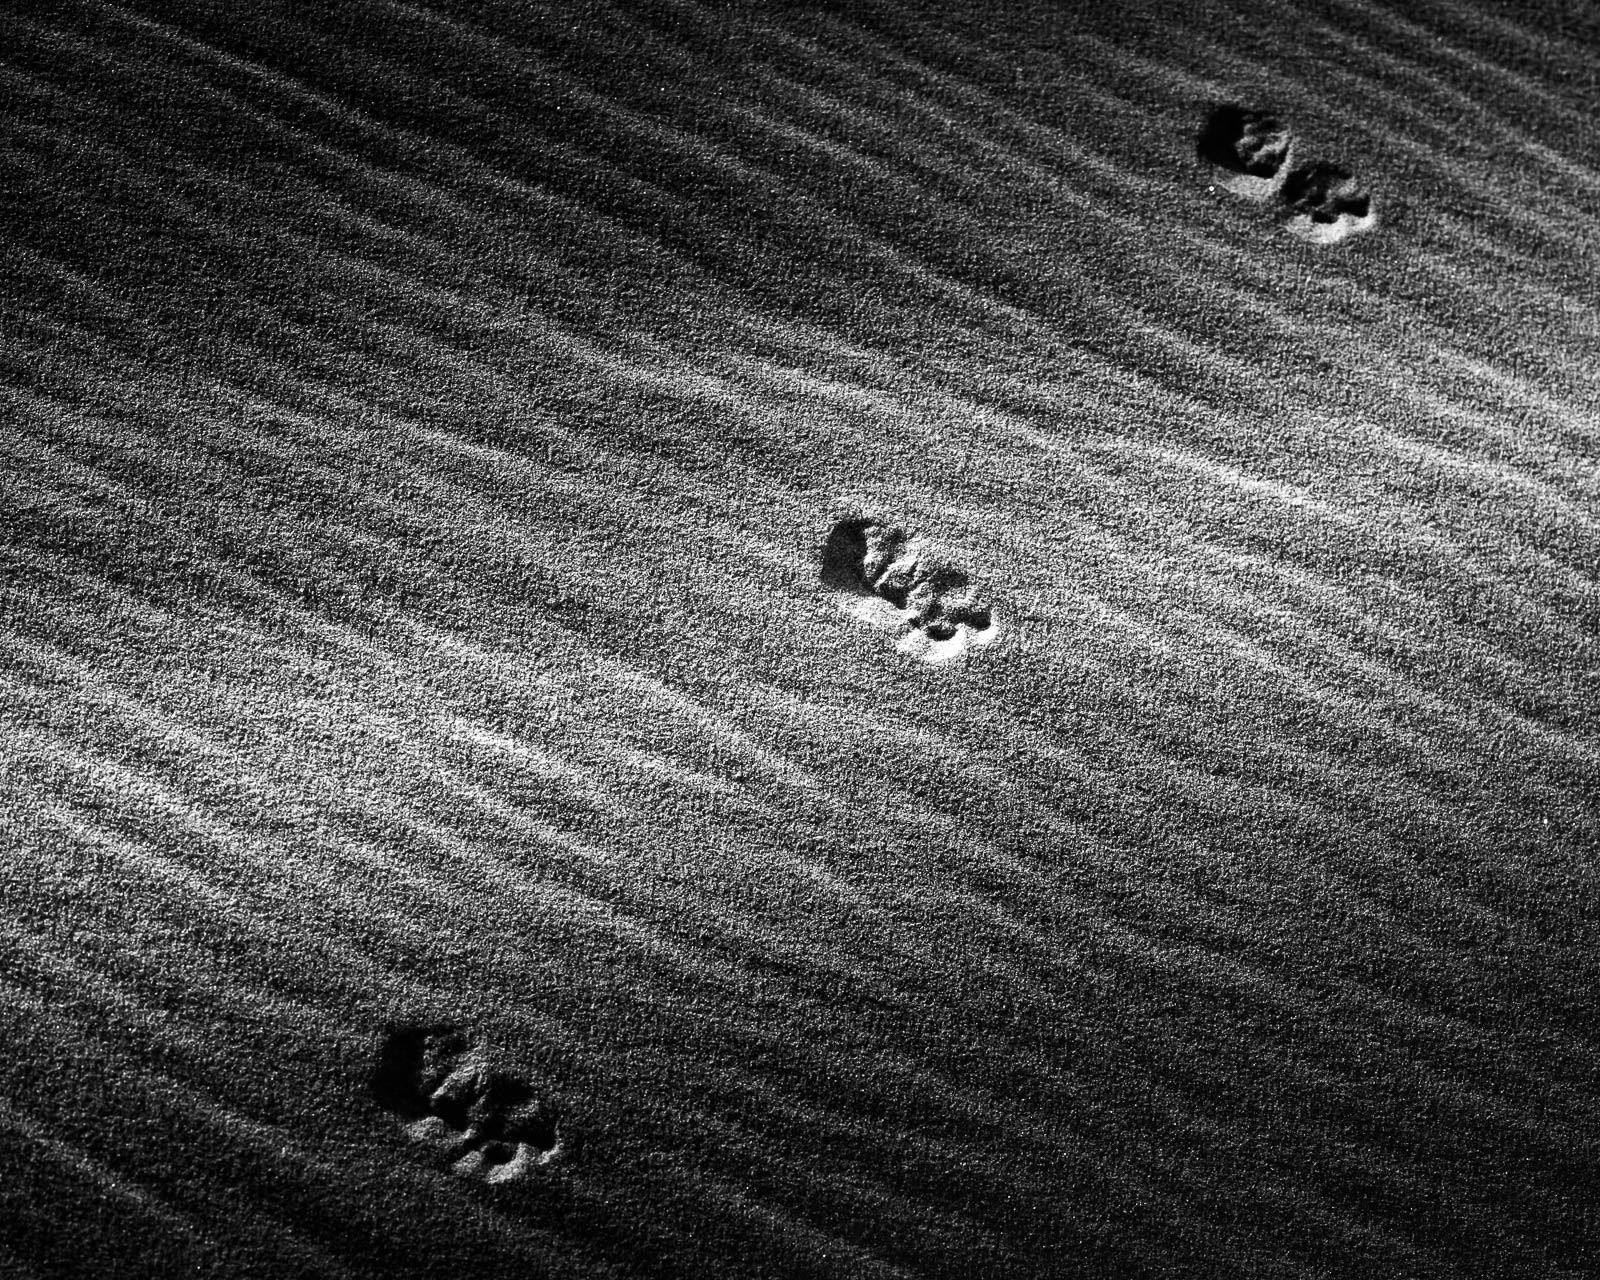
821,515 -> 998,663
1197,105 -> 1295,201
1279,159 -> 1375,244
372,1026 -> 562,1184
1199,103 -> 1377,244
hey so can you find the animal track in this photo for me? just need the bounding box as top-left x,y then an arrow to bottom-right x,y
1280,159 -> 1375,244
821,516 -> 997,662
1200,103 -> 1377,243
1197,104 -> 1294,201
372,1025 -> 561,1184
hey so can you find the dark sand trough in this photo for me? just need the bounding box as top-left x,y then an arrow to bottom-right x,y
2,1 -> 1597,1276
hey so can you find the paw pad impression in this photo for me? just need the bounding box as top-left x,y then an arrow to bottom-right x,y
373,1025 -> 562,1184
821,515 -> 998,662
1279,158 -> 1375,243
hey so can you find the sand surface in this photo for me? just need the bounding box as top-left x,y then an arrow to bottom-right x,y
2,1 -> 1598,1276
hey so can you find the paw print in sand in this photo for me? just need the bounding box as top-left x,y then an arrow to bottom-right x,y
821,516 -> 998,663
373,1025 -> 562,1184
1197,104 -> 1295,201
1279,159 -> 1375,244
1200,103 -> 1377,244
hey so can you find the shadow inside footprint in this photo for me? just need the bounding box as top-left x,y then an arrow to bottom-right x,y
820,516 -> 914,598
373,1025 -> 561,1183
1198,104 -> 1293,198
819,516 -> 875,594
373,1024 -> 473,1121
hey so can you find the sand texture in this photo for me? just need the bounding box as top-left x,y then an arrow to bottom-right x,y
2,0 -> 1597,1276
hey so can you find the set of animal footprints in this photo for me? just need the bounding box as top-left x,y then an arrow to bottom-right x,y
373,1025 -> 562,1184
821,515 -> 999,663
1199,104 -> 1376,245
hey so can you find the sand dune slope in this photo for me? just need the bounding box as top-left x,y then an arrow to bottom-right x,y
2,1 -> 1597,1276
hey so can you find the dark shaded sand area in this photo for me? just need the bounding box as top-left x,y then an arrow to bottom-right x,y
2,0 -> 1598,1276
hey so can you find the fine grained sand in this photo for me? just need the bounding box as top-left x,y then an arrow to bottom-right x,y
2,1 -> 1597,1277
